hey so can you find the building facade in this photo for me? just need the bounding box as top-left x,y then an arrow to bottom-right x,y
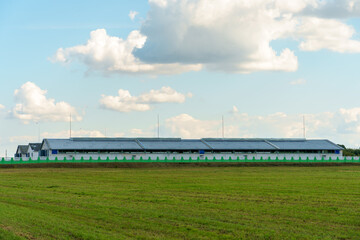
27,143 -> 41,159
36,137 -> 343,160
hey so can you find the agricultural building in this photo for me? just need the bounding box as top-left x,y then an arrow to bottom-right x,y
37,137 -> 343,160
14,145 -> 29,158
14,143 -> 41,158
27,143 -> 41,159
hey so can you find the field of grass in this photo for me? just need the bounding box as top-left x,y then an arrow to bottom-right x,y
0,166 -> 359,239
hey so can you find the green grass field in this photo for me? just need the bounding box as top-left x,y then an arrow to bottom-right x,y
0,166 -> 359,239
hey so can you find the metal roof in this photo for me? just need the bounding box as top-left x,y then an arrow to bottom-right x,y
43,138 -> 142,151
16,145 -> 28,154
266,139 -> 341,150
28,143 -> 41,151
203,138 -> 275,150
40,137 -> 343,152
138,138 -> 211,150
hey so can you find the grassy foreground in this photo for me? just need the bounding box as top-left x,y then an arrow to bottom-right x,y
0,166 -> 359,239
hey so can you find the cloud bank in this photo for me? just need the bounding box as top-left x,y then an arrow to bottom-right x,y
53,0 -> 360,75
165,107 -> 360,147
11,82 -> 81,123
100,86 -> 192,112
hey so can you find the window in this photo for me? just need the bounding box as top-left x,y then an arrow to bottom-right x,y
52,149 -> 58,155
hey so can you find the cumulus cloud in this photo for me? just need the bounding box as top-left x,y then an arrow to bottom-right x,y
42,130 -> 105,138
42,128 -> 153,138
134,0 -> 306,73
164,107 -> 360,147
302,0 -> 360,18
53,0 -> 360,75
53,29 -> 201,74
11,82 -> 82,123
165,114 -> 237,138
129,11 -> 138,20
100,86 -> 191,112
296,17 -> 360,52
9,135 -> 37,143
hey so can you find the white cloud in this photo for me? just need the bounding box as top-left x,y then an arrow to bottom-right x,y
53,29 -> 202,75
165,114 -> 222,138
53,0 -> 360,75
338,107 -> 360,124
129,11 -> 138,20
136,0 -> 299,73
41,128 -> 153,139
9,135 -> 37,143
100,86 -> 191,112
302,0 -> 360,18
165,114 -> 237,138
164,107 -> 360,147
42,130 -> 105,138
11,82 -> 82,123
231,106 -> 239,114
0,104 -> 4,110
290,78 -> 307,85
297,17 -> 360,53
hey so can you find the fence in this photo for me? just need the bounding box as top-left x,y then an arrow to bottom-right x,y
1,156 -> 360,164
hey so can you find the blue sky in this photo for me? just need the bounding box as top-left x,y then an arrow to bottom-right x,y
2,0 -> 360,156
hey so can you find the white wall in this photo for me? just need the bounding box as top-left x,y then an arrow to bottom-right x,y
36,151 -> 344,161
27,149 -> 39,159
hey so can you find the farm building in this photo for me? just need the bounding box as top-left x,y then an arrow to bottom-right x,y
14,143 -> 41,158
27,143 -> 42,159
14,145 -> 29,158
36,137 -> 343,160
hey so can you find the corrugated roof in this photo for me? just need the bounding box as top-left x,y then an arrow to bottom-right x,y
40,138 -> 343,151
17,145 -> 28,154
44,138 -> 142,151
202,138 -> 275,150
138,138 -> 211,150
28,143 -> 41,151
267,139 -> 341,150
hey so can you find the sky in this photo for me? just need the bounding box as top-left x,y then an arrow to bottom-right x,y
2,0 -> 360,156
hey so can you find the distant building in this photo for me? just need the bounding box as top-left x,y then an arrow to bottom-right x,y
14,145 -> 29,158
27,143 -> 41,159
14,143 -> 41,158
37,137 -> 343,160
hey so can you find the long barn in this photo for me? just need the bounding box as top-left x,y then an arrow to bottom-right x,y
38,137 -> 343,160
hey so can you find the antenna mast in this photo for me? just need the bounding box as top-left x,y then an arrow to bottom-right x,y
303,115 -> 306,138
70,113 -> 72,139
157,114 -> 160,138
222,115 -> 224,138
